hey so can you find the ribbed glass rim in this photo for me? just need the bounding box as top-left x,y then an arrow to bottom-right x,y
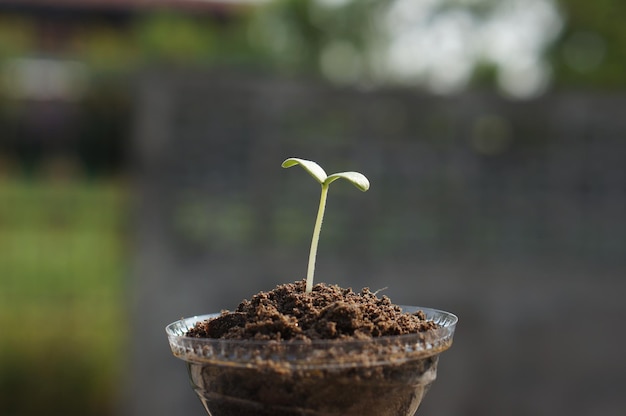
166,306 -> 457,367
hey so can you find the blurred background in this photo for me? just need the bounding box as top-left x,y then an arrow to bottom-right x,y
0,0 -> 624,415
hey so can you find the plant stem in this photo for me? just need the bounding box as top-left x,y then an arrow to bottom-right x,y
306,183 -> 329,293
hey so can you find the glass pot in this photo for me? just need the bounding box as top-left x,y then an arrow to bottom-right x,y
167,306 -> 457,416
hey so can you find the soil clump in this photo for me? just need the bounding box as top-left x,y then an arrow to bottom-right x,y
186,280 -> 438,341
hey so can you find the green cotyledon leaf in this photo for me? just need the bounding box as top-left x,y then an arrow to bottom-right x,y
281,158 -> 327,184
325,171 -> 370,192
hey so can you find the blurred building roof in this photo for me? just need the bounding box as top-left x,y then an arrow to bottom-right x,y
0,0 -> 262,13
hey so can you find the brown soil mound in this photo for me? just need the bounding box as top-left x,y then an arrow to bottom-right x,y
187,280 -> 437,341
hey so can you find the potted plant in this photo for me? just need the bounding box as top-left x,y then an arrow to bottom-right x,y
166,158 -> 457,416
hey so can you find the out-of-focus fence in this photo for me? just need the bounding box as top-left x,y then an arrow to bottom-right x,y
128,70 -> 626,416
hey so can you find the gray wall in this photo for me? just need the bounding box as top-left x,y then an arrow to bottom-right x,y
126,69 -> 626,415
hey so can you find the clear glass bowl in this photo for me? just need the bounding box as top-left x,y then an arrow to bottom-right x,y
166,306 -> 457,416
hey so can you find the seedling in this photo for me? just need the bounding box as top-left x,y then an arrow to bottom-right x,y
281,157 -> 370,293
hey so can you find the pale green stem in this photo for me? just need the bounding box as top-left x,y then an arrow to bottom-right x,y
306,183 -> 329,293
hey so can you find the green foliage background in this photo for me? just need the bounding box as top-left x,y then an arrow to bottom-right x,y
0,0 -> 624,88
551,0 -> 626,88
0,180 -> 128,415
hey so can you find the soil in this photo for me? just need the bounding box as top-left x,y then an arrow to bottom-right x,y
186,280 -> 438,341
181,280 -> 447,416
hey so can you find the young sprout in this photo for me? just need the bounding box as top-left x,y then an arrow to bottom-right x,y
281,157 -> 370,293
